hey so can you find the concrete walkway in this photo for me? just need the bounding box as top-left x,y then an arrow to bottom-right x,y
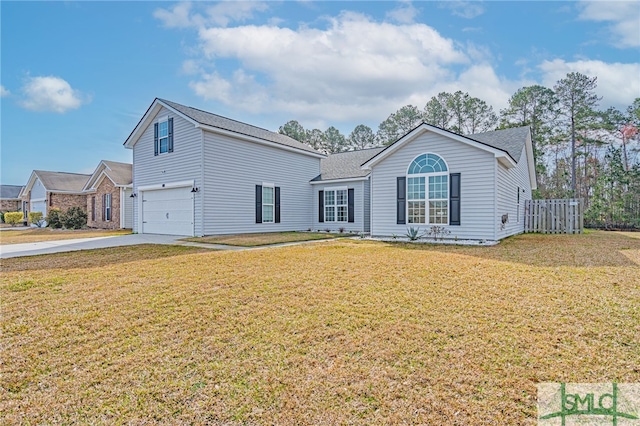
0,234 -> 186,259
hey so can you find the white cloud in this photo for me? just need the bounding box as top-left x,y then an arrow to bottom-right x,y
154,1 -> 268,28
20,76 -> 87,113
186,11 -> 474,122
578,1 -> 640,48
539,59 -> 640,109
439,1 -> 485,19
0,85 -> 10,97
386,0 -> 419,24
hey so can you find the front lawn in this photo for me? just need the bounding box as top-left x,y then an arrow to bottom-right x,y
0,228 -> 131,245
183,231 -> 349,246
1,231 -> 639,424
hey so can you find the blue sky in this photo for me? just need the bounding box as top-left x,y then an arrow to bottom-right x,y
1,1 -> 639,185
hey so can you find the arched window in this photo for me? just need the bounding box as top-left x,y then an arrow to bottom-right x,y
407,154 -> 449,224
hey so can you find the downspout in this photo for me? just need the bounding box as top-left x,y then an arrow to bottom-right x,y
200,129 -> 205,237
493,161 -> 497,241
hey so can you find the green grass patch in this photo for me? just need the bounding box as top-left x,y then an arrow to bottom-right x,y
183,231 -> 350,246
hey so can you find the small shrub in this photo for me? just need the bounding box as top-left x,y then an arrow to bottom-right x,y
0,211 -> 4,223
47,208 -> 63,229
338,227 -> 345,233
28,212 -> 42,225
3,211 -> 23,226
324,228 -> 331,233
405,226 -> 424,241
61,207 -> 87,230
427,225 -> 451,241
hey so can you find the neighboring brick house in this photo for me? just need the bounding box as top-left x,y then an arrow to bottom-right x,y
0,185 -> 24,213
19,170 -> 90,221
83,160 -> 133,229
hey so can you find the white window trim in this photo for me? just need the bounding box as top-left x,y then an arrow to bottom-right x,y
262,183 -> 274,224
156,115 -> 169,154
406,153 -> 450,226
324,186 -> 348,223
104,193 -> 112,222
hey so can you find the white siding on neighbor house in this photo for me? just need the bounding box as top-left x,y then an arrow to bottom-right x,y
370,131 -> 497,240
30,178 -> 47,215
313,180 -> 365,233
122,187 -> 133,229
132,106 -> 203,235
495,147 -> 533,239
202,131 -> 320,235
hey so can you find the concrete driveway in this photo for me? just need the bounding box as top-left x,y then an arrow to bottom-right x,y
0,234 -> 186,259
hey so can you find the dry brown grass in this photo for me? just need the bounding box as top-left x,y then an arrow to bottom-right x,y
1,231 -> 639,424
0,228 -> 131,245
184,231 -> 348,246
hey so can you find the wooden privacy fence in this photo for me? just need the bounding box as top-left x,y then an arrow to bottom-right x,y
524,199 -> 584,234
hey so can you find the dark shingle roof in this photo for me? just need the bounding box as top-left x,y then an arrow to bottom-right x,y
0,185 -> 24,199
312,147 -> 385,181
35,171 -> 90,192
467,126 -> 530,162
158,99 -> 321,155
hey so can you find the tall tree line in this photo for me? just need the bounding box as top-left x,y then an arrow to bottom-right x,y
278,72 -> 640,227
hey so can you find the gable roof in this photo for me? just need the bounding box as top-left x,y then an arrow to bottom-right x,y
311,147 -> 385,182
83,160 -> 132,191
466,126 -> 530,162
0,185 -> 24,199
362,123 -> 531,170
22,170 -> 91,196
124,98 -> 324,158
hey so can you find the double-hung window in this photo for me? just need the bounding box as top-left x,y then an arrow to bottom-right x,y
407,153 -> 449,224
325,188 -> 348,222
262,185 -> 274,223
158,120 -> 169,154
103,193 -> 112,222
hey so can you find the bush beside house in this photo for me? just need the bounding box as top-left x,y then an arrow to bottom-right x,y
4,212 -> 24,226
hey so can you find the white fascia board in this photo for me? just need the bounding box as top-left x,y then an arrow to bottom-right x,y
524,131 -> 537,190
20,171 -> 42,196
197,124 -> 326,159
123,99 -> 200,149
309,176 -> 369,185
362,123 -> 514,169
137,180 -> 194,192
497,155 -> 517,169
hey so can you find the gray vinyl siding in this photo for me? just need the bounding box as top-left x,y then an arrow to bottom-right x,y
495,147 -> 533,239
370,131 -> 497,240
202,131 -> 320,235
363,177 -> 371,232
313,180 -> 365,233
131,106 -> 203,234
123,187 -> 133,229
31,178 -> 46,200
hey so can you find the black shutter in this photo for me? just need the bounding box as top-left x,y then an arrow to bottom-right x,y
275,187 -> 281,223
318,190 -> 324,223
255,185 -> 262,223
450,173 -> 461,226
154,123 -> 159,156
397,177 -> 406,225
168,117 -> 174,153
347,188 -> 355,223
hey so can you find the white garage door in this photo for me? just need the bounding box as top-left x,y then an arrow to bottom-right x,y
31,200 -> 46,217
141,187 -> 194,236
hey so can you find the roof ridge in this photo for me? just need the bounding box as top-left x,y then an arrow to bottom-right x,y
159,98 -> 288,138
35,170 -> 92,176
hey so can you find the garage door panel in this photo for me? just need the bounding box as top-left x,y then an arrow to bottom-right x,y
141,187 -> 194,236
